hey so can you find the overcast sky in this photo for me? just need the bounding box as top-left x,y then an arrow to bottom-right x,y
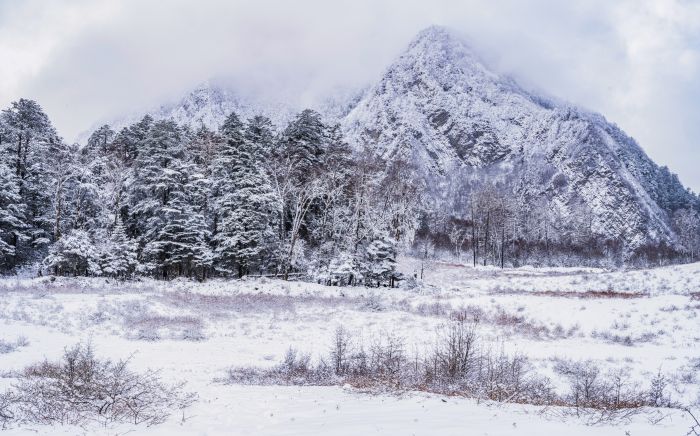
1,0 -> 698,191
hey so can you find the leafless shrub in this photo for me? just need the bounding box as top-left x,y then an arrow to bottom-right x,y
126,313 -> 205,341
415,301 -> 452,317
362,293 -> 384,312
0,391 -> 15,427
330,326 -> 351,376
553,359 -> 665,423
225,319 -> 553,405
490,308 -> 577,340
477,347 -> 555,404
0,343 -> 196,428
592,330 -> 658,346
228,347 -> 330,386
0,336 -> 29,354
224,322 -> 670,421
685,407 -> 700,436
428,316 -> 479,382
367,331 -> 407,381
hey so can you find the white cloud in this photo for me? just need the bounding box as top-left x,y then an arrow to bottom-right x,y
0,0 -> 118,101
1,0 -> 698,191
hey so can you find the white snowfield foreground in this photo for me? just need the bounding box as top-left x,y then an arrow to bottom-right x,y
0,258 -> 699,435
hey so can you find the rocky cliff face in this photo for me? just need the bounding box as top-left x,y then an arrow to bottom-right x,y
342,26 -> 696,249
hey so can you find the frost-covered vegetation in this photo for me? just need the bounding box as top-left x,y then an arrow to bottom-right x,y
1,97 -> 699,284
2,27 -> 699,281
1,23 -> 700,436
227,321 -> 674,424
0,259 -> 699,434
0,343 -> 195,428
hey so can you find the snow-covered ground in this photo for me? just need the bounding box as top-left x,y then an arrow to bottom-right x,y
1,258 -> 699,435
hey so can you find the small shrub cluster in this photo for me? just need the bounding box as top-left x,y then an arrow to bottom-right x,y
411,303 -> 579,341
0,343 -> 196,428
591,328 -> 660,346
127,313 -> 205,341
553,360 -> 669,422
160,290 -> 360,317
0,336 -> 29,354
490,288 -> 645,299
225,319 -> 670,421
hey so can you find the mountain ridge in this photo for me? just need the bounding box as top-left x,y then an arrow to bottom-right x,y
83,25 -> 698,250
341,25 -> 696,250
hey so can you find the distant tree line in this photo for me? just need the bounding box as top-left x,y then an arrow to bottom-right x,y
0,99 -> 422,285
417,164 -> 700,268
0,99 -> 698,283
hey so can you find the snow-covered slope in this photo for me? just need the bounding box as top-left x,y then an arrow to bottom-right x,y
86,26 -> 696,250
1,260 -> 699,434
79,81 -> 299,141
342,26 -> 696,249
147,81 -> 297,131
84,81 -> 366,141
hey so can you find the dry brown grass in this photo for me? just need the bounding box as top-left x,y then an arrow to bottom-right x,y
491,289 -> 645,299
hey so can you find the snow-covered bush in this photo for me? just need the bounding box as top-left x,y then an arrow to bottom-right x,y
226,320 -> 669,419
43,230 -> 101,276
0,336 -> 29,354
0,343 -> 195,428
363,237 -> 398,287
100,218 -> 138,279
314,238 -> 400,288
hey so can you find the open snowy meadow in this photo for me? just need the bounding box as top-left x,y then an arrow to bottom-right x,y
1,258 -> 699,435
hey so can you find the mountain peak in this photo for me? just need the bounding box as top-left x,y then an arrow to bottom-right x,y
407,25 -> 477,59
342,26 -> 697,250
411,25 -> 454,43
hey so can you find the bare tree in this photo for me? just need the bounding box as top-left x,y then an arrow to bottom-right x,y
282,178 -> 322,279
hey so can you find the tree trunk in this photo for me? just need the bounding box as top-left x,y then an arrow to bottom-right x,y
54,182 -> 63,241
283,234 -> 298,280
484,210 -> 490,267
500,222 -> 505,269
16,133 -> 22,177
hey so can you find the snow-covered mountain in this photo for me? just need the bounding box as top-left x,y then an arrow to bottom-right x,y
77,81 -> 299,142
342,26 -> 696,249
88,26 -> 696,250
83,81 -> 366,142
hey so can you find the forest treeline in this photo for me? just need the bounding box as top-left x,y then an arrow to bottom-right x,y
0,99 -> 698,283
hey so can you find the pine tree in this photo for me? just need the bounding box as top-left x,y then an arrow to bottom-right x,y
189,125 -> 220,174
86,124 -> 116,157
113,115 -> 153,164
184,169 -> 214,279
363,236 -> 398,287
129,120 -> 214,279
130,119 -> 183,244
212,112 -> 279,277
129,120 -> 183,277
245,115 -> 275,158
43,229 -> 101,276
280,109 -> 326,175
142,160 -> 212,279
101,216 -> 138,279
68,142 -> 109,234
0,163 -> 26,270
1,99 -> 55,183
1,99 -> 60,259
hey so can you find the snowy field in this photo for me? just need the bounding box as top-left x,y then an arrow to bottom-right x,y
1,258 -> 699,435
